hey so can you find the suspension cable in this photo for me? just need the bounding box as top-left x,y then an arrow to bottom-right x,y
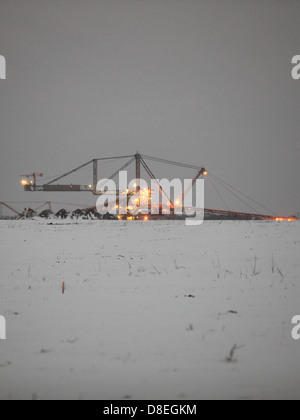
46,160 -> 94,185
208,174 -> 261,214
142,155 -> 203,171
96,157 -> 136,191
95,155 -> 135,161
40,158 -> 129,183
207,176 -> 231,211
140,157 -> 173,205
209,172 -> 276,215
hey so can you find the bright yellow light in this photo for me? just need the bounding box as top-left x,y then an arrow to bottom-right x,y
21,180 -> 28,186
175,201 -> 180,205
89,185 -> 92,188
203,171 -> 208,176
144,216 -> 148,221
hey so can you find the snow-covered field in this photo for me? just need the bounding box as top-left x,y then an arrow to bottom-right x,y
0,219 -> 299,400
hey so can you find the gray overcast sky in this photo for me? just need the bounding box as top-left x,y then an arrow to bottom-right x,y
0,0 -> 299,215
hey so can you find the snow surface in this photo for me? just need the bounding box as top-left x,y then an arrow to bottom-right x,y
0,219 -> 299,400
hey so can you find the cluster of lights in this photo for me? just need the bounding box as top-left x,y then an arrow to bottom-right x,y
275,217 -> 297,222
118,216 -> 149,221
113,187 -> 184,220
21,180 -> 33,186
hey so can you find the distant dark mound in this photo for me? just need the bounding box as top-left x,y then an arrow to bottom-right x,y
39,209 -> 53,219
72,209 -> 84,219
55,209 -> 69,219
84,208 -> 102,220
103,212 -> 117,220
17,208 -> 37,219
